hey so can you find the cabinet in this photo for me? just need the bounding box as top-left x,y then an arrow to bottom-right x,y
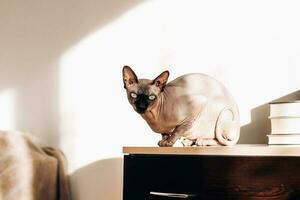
123,145 -> 300,200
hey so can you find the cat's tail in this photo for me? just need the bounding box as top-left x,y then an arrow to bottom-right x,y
215,107 -> 240,146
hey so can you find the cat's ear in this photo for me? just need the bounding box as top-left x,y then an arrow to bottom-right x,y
152,70 -> 169,90
122,66 -> 138,88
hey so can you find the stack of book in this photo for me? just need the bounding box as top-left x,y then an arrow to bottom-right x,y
267,101 -> 300,145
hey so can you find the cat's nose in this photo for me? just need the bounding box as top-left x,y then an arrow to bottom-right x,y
136,104 -> 147,114
135,94 -> 149,114
136,101 -> 148,114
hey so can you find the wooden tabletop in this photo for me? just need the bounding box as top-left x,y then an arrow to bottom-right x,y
123,145 -> 300,156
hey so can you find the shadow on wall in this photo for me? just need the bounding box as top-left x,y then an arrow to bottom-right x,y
70,158 -> 123,200
0,0 -> 141,146
239,90 -> 300,144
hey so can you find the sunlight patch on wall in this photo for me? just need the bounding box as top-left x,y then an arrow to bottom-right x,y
0,89 -> 16,130
59,1 -> 165,171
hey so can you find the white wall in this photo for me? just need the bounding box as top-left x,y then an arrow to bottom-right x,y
0,0 -> 300,200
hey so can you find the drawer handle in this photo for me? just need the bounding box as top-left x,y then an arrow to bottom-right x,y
150,191 -> 197,198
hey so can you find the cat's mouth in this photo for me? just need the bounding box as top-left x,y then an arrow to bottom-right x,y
136,106 -> 147,114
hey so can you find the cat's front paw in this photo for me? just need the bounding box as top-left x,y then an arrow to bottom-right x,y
158,139 -> 164,147
158,139 -> 174,147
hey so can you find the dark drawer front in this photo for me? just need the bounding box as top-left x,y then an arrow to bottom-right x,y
123,155 -> 300,200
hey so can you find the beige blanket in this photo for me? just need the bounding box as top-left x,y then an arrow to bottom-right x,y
0,131 -> 71,200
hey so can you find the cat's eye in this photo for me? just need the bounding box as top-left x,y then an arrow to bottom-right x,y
149,95 -> 156,100
130,93 -> 137,98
